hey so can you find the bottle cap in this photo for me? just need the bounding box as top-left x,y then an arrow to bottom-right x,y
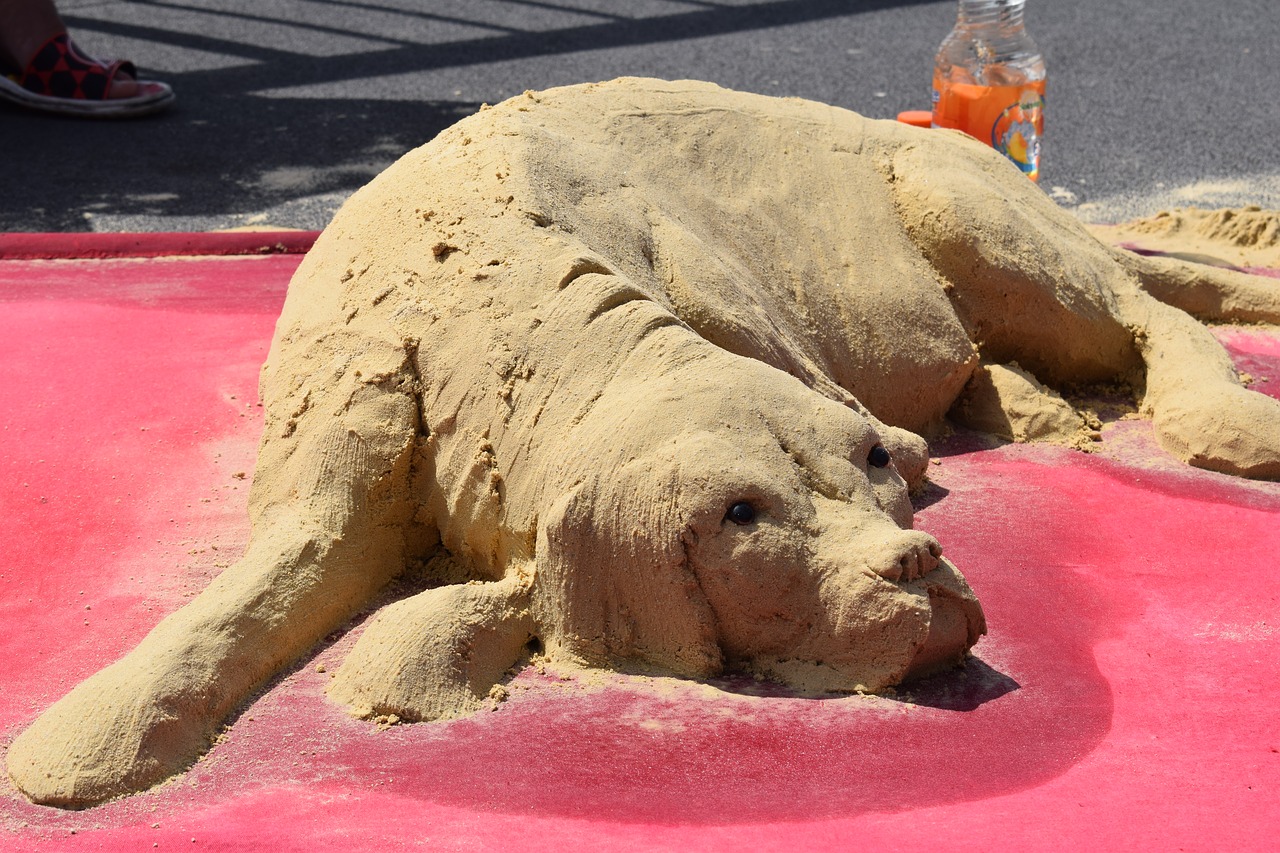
896,110 -> 933,128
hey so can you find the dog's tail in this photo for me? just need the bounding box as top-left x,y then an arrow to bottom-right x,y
1116,250 -> 1280,325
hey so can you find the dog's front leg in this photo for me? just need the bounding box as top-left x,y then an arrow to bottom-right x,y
7,337 -> 422,807
328,572 -> 535,722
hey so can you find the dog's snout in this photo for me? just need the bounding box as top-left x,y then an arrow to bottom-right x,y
813,496 -> 943,584
871,531 -> 942,583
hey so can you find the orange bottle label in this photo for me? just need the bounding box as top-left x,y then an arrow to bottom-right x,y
931,76 -> 1046,181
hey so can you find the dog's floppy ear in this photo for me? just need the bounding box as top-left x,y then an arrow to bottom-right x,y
531,461 -> 723,680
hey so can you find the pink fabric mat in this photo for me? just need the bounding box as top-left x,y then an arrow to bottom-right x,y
1,254 -> 1277,851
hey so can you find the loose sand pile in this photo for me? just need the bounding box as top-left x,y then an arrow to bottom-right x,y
1090,206 -> 1280,270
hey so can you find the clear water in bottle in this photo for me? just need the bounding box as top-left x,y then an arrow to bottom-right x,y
931,0 -> 1046,180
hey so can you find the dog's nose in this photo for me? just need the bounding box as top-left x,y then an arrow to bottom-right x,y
870,530 -> 942,582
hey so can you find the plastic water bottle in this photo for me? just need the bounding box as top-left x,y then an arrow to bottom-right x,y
931,0 -> 1046,181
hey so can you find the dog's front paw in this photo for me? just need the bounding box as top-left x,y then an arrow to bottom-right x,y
328,578 -> 534,723
7,661 -> 216,807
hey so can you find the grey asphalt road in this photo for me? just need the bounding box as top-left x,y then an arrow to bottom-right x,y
2,0 -> 1277,233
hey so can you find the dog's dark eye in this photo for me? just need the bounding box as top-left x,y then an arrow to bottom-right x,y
726,501 -> 756,525
868,444 -> 892,469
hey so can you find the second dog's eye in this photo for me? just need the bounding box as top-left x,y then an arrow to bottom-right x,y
868,444 -> 891,469
726,501 -> 756,525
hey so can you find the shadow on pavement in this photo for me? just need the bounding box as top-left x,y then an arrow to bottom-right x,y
0,0 -> 937,231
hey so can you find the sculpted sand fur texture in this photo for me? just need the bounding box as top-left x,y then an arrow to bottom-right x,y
9,78 -> 1280,807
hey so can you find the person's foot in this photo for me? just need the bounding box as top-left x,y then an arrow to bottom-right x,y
0,32 -> 175,118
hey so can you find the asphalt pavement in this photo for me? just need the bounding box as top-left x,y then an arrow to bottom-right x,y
2,0 -> 1277,233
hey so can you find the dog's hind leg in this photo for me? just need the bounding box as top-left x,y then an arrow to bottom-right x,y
7,332 -> 424,807
1116,290 -> 1280,478
1114,255 -> 1280,476
885,135 -> 1146,389
885,134 -> 1280,478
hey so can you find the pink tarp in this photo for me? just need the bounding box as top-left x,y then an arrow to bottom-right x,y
1,252 -> 1277,850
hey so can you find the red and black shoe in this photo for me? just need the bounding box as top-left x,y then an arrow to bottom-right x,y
0,32 -> 175,118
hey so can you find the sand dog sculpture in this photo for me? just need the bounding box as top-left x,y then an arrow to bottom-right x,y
9,78 -> 1280,808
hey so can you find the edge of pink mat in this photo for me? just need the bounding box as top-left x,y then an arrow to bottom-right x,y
0,231 -> 321,260
4,234 -> 1275,280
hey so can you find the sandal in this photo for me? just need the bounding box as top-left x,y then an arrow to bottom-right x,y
0,32 -> 175,118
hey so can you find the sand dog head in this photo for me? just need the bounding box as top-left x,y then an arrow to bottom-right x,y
530,351 -> 985,693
